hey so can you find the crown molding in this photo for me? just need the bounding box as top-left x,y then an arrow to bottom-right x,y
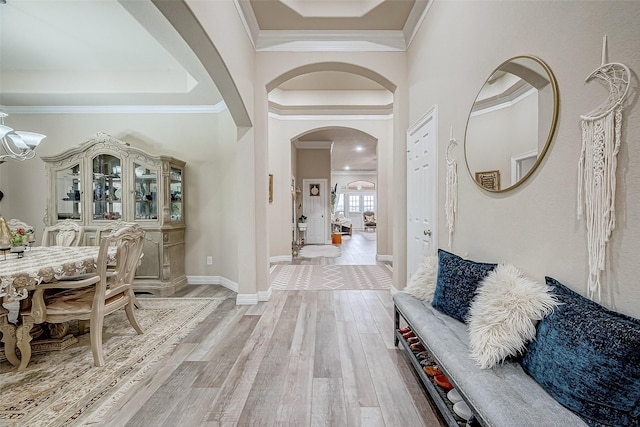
269,101 -> 393,117
255,30 -> 407,52
269,111 -> 392,121
1,102 -> 227,114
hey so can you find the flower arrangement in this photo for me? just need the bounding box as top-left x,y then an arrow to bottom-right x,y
11,227 -> 34,247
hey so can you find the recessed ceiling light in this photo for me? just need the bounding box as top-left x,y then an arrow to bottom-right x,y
356,146 -> 363,151
345,166 -> 350,170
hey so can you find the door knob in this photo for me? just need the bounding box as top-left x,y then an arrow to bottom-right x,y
424,229 -> 432,236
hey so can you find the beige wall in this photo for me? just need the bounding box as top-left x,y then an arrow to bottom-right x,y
0,111 -> 238,280
408,0 -> 640,318
266,115 -> 394,262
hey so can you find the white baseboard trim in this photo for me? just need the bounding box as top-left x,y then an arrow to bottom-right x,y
187,275 -> 239,293
270,255 -> 292,263
236,293 -> 259,305
390,285 -> 401,295
377,255 -> 393,262
187,276 -> 270,305
258,287 -> 273,301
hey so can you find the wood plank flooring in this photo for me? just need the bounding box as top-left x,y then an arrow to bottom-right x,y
100,286 -> 444,427
101,232 -> 444,426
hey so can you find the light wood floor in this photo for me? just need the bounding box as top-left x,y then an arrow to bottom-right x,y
103,231 -> 444,426
291,230 -> 380,266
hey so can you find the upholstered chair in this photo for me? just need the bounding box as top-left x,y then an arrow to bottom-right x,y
20,224 -> 145,367
363,211 -> 377,232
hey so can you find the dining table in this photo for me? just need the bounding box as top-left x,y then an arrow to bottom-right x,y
0,246 -> 114,370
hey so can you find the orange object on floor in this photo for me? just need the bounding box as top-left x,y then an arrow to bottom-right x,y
332,233 -> 342,244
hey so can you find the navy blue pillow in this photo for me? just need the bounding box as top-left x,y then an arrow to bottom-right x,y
521,277 -> 640,427
431,249 -> 496,323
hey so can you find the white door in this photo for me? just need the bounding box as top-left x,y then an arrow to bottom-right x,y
303,179 -> 327,244
407,106 -> 438,278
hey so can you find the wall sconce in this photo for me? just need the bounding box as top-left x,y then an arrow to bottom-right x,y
0,112 -> 46,163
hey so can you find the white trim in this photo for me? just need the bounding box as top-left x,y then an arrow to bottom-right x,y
187,275 -> 238,293
510,149 -> 538,185
270,255 -> 293,263
390,285 -> 402,295
470,87 -> 536,117
377,255 -> 393,262
255,30 -> 407,52
236,293 -> 259,305
258,287 -> 273,302
2,103 -> 227,115
268,111 -> 393,121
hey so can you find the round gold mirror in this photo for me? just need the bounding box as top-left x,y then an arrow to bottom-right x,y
464,56 -> 559,192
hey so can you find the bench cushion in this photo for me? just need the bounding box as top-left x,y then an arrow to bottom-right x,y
521,277 -> 640,427
394,292 -> 587,427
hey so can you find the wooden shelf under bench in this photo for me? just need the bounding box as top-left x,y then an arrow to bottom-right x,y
394,306 -> 481,427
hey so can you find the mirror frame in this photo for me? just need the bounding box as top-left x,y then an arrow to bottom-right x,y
464,55 -> 559,193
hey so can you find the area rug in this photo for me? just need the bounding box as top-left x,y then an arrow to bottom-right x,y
0,297 -> 224,427
298,244 -> 341,258
269,264 -> 392,290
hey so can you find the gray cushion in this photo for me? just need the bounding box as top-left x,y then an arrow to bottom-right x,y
394,292 -> 587,427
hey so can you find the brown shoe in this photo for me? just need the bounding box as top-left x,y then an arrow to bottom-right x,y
423,365 -> 443,377
434,374 -> 454,390
402,331 -> 415,339
410,343 -> 426,352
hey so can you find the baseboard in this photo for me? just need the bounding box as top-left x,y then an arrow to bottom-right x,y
377,255 -> 393,262
187,275 -> 239,293
236,293 -> 259,305
390,285 -> 401,295
270,255 -> 292,263
258,287 -> 272,301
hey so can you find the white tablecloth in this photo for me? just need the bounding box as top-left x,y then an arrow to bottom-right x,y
0,246 -> 110,301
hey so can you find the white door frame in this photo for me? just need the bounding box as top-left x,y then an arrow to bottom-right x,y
406,105 -> 439,278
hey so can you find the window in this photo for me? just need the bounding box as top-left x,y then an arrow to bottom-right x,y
363,194 -> 375,211
335,194 -> 344,213
348,195 -> 360,213
346,192 -> 376,213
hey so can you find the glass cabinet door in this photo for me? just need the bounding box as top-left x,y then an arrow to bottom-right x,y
92,154 -> 122,221
170,167 -> 182,222
55,163 -> 82,220
134,163 -> 158,220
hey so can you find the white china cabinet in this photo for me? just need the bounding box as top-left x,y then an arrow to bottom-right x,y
42,133 -> 186,295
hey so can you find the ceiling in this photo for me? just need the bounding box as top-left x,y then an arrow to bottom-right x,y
0,0 -> 429,172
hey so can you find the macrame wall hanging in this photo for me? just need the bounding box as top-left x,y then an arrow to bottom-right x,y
445,126 -> 458,248
577,36 -> 630,300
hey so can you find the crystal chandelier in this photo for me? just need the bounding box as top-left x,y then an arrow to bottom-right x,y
0,112 -> 46,162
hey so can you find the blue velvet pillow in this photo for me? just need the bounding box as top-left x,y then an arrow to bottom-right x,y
521,277 -> 640,427
431,249 -> 496,323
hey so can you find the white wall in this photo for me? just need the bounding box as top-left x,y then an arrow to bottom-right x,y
408,1 -> 640,318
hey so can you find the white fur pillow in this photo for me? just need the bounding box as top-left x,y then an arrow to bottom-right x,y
403,255 -> 438,302
467,263 -> 559,369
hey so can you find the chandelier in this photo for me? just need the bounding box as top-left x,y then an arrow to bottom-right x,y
0,112 -> 47,162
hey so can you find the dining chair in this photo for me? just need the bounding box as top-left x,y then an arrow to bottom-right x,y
42,220 -> 85,246
95,220 -> 142,308
95,220 -> 138,244
21,224 -> 145,367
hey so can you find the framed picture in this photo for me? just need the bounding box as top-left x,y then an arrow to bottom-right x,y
475,170 -> 500,191
309,183 -> 320,197
269,174 -> 273,203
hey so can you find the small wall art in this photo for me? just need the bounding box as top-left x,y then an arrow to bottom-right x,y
475,170 -> 500,191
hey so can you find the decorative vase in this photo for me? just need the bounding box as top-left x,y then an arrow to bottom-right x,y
0,217 -> 11,248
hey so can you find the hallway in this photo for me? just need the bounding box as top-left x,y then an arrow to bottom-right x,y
292,230 -> 380,266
